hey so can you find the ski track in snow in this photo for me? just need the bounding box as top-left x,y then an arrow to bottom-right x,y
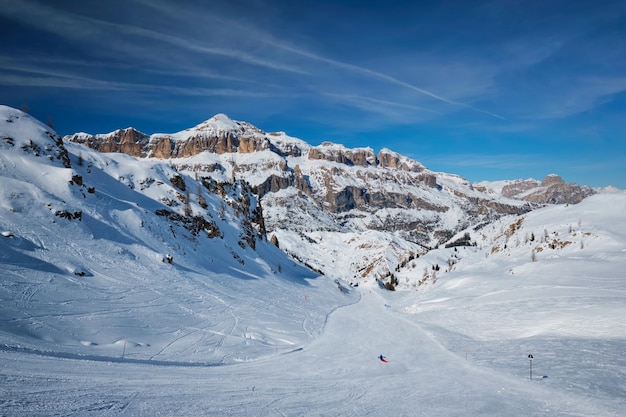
1,288 -> 624,416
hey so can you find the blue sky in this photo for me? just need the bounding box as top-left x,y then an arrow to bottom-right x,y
1,0 -> 625,188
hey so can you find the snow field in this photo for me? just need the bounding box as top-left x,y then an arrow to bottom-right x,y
2,285 -> 623,416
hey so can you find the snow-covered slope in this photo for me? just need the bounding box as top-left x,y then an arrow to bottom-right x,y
0,105 -> 354,364
394,192 -> 626,414
2,106 -> 624,416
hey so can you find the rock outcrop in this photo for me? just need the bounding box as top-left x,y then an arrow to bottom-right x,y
377,149 -> 424,172
66,128 -> 149,157
501,175 -> 595,204
308,143 -> 377,167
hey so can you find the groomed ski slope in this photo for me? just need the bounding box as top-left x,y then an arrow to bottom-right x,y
2,285 -> 623,417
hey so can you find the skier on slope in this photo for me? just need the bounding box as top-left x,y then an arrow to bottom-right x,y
378,354 -> 388,363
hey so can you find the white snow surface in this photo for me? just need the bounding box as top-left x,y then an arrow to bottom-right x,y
1,105 -> 625,416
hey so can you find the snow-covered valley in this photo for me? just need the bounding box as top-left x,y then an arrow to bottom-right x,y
1,105 -> 625,416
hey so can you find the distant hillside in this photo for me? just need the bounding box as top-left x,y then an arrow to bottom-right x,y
474,174 -> 595,204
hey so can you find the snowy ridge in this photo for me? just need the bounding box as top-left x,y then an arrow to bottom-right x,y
2,106 -> 625,416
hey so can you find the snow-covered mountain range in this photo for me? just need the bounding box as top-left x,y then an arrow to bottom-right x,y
64,112 -> 592,284
2,105 -> 624,416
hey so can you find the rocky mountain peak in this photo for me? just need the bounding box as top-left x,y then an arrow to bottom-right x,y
541,174 -> 565,187
205,113 -> 237,127
190,113 -> 260,137
496,174 -> 594,205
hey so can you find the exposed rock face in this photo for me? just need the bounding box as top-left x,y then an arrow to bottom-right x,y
541,174 -> 565,188
292,165 -> 311,195
149,132 -> 240,158
501,175 -> 595,205
150,136 -> 174,159
501,179 -> 539,199
377,149 -> 424,172
421,173 -> 439,188
325,186 -> 368,212
66,128 -> 149,157
308,143 -> 377,167
239,136 -> 270,153
255,172 -> 313,197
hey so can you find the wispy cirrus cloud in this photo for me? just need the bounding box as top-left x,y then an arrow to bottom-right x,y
114,0 -> 507,120
0,49 -> 284,91
518,76 -> 626,121
0,0 -> 308,75
254,35 -> 506,120
0,72 -> 287,99
322,92 -> 441,123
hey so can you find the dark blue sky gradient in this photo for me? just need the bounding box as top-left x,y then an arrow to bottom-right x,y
1,0 -> 625,187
